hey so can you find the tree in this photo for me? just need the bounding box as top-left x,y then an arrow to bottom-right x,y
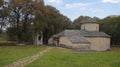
73,16 -> 91,29
5,27 -> 17,41
42,5 -> 73,44
6,0 -> 36,43
0,0 -> 3,5
1,0 -> 73,45
31,0 -> 47,45
2,0 -> 47,44
100,16 -> 120,45
0,28 -> 3,37
0,0 -> 9,28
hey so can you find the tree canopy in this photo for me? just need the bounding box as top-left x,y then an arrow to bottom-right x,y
1,0 -> 73,44
73,16 -> 100,30
100,16 -> 120,45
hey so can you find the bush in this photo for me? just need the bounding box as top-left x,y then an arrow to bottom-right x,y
0,42 -> 17,46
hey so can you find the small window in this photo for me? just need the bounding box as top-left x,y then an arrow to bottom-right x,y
38,36 -> 41,40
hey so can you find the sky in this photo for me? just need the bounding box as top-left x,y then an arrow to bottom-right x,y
44,0 -> 120,21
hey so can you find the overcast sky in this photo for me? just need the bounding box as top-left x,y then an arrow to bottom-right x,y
44,0 -> 120,21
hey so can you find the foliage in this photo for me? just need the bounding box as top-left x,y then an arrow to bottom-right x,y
7,0 -> 35,43
100,16 -> 120,45
5,27 -> 17,41
0,0 -> 45,43
0,0 -> 9,28
73,16 -> 100,30
0,0 -> 3,6
0,0 -> 73,44
73,15 -> 120,45
42,5 -> 73,43
0,28 -> 3,36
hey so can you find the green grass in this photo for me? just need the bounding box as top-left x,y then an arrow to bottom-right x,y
26,47 -> 120,67
0,45 -> 47,67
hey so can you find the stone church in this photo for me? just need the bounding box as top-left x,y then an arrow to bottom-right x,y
48,21 -> 110,51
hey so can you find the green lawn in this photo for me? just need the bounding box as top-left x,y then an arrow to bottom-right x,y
26,47 -> 120,67
0,45 -> 47,67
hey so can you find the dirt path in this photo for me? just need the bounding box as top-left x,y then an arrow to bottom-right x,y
4,47 -> 52,67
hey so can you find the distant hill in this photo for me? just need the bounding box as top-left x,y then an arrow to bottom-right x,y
108,15 -> 120,18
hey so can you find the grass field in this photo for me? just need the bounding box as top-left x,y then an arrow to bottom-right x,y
0,45 -> 120,67
0,45 -> 47,67
26,47 -> 120,67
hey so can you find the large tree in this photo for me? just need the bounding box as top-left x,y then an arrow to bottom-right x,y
42,5 -> 73,44
100,16 -> 120,45
0,0 -> 3,5
0,0 -> 9,28
73,16 -> 100,30
1,0 -> 73,45
6,0 -> 35,43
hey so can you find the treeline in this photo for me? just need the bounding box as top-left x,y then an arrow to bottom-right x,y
73,16 -> 120,45
0,0 -> 120,45
100,16 -> 120,45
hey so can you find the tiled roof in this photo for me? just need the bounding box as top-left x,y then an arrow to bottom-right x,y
79,31 -> 110,37
52,30 -> 110,43
65,30 -> 90,43
53,30 -> 90,43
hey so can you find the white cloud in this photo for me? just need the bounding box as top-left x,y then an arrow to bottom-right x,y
88,8 -> 101,13
65,3 -> 89,9
102,0 -> 120,3
47,0 -> 62,4
4,0 -> 9,2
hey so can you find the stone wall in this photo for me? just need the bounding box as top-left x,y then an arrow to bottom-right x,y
81,23 -> 99,31
48,36 -> 110,51
59,37 -> 90,50
48,37 -> 54,45
86,37 -> 110,51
